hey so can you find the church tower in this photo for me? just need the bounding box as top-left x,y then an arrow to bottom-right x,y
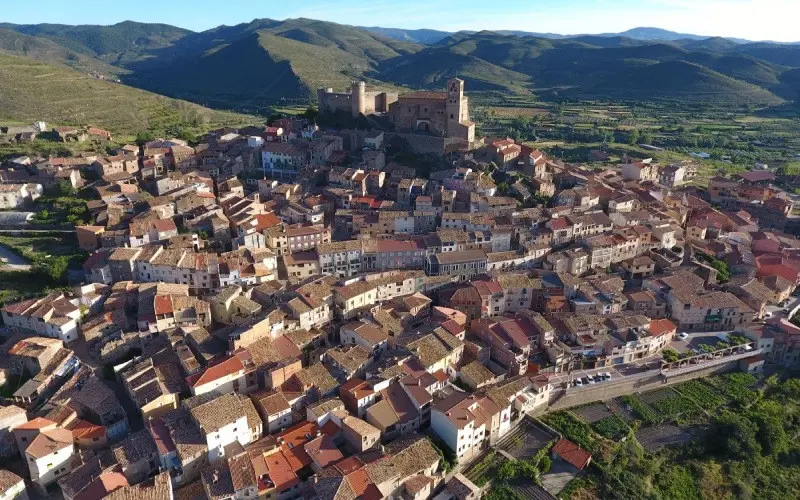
446,78 -> 464,125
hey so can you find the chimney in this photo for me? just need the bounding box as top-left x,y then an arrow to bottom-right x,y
212,471 -> 219,484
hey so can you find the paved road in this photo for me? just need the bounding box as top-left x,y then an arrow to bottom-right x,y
0,243 -> 31,271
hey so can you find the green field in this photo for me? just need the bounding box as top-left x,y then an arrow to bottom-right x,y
0,53 -> 255,136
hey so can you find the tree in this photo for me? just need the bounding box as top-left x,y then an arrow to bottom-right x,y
538,455 -> 552,473
710,411 -> 761,459
135,131 -> 155,146
753,405 -> 789,457
53,181 -> 76,197
302,105 -> 319,122
628,128 -> 640,145
32,256 -> 69,285
662,348 -> 680,363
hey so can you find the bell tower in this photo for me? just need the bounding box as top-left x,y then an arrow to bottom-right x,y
446,78 -> 464,125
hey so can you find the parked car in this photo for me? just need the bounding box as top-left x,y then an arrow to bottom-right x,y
586,375 -> 596,384
765,312 -> 773,319
601,372 -> 612,380
574,378 -> 584,387
677,332 -> 689,340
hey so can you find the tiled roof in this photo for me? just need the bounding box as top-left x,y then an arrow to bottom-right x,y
552,438 -> 592,470
189,356 -> 245,388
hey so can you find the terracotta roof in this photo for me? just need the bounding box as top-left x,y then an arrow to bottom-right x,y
304,434 -> 343,469
26,427 -> 73,459
649,318 -> 677,337
400,91 -> 447,100
15,417 -> 56,431
552,438 -> 592,470
70,419 -> 106,441
74,472 -> 129,500
189,356 -> 245,388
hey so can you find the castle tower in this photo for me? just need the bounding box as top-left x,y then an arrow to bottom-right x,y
446,78 -> 465,125
351,81 -> 366,118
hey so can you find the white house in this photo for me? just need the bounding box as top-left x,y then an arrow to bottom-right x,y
1,293 -> 81,343
0,469 -> 27,500
25,428 -> 74,490
189,393 -> 261,463
0,184 -> 41,210
431,393 -> 499,461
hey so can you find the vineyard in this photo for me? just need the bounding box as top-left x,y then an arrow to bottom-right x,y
674,380 -> 727,410
705,372 -> 760,406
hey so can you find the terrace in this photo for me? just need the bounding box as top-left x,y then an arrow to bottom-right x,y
660,341 -> 761,378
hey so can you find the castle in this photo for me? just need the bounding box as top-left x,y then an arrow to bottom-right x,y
317,82 -> 398,119
317,79 -> 475,143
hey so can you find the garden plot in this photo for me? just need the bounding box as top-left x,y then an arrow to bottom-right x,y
607,397 -> 635,422
463,450 -> 507,487
574,403 -> 613,424
674,380 -> 727,410
638,388 -> 699,421
496,417 -> 559,460
635,424 -> 694,452
509,478 -> 561,499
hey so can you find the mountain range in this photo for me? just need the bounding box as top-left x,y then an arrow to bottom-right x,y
1,18 -> 800,125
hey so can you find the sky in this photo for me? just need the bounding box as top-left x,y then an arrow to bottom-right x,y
2,0 -> 800,42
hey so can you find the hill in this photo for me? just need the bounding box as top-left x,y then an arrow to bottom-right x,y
125,18 -> 423,111
0,28 -> 121,77
378,31 -> 787,105
0,21 -> 191,67
2,18 -> 799,110
585,60 -> 783,104
358,26 -> 451,45
0,53 -> 252,135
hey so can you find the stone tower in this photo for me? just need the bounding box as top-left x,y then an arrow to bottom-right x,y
351,81 -> 366,118
446,78 -> 465,125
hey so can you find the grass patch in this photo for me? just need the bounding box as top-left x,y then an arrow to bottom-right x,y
541,411 -> 599,454
464,451 -> 508,487
593,415 -> 629,441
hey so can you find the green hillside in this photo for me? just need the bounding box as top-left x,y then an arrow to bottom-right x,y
0,21 -> 191,67
0,28 -> 121,76
585,60 -> 783,105
380,50 -> 532,92
0,53 -> 253,135
2,18 -> 800,110
125,18 -> 423,110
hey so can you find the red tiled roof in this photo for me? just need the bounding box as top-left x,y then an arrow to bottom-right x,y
649,318 -> 677,337
154,295 -> 173,315
74,472 -> 128,500
278,421 -> 319,470
15,417 -> 56,430
188,355 -> 245,388
71,419 -> 106,440
550,218 -> 570,230
253,213 -> 281,231
552,438 -> 592,470
264,449 -> 300,491
152,218 -> 177,232
737,171 -> 775,183
473,280 -> 503,296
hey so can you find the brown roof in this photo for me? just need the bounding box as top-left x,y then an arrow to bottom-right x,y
552,438 -> 592,470
189,356 -> 245,388
400,91 -> 447,100
26,427 -> 73,459
0,469 -> 24,495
